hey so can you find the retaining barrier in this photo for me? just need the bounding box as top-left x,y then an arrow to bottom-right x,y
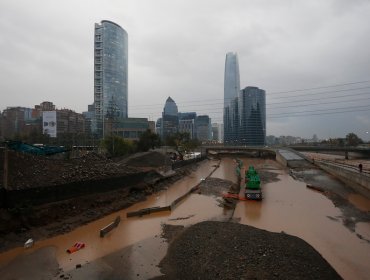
315,160 -> 370,198
127,158 -> 221,218
1,172 -> 149,208
100,216 -> 121,237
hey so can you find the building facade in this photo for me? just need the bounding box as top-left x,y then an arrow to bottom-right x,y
178,112 -> 197,139
195,115 -> 212,142
223,52 -> 240,145
104,117 -> 149,141
212,123 -> 224,143
94,20 -> 128,137
239,86 -> 266,146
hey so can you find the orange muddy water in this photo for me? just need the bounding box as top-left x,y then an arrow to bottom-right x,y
0,157 -> 369,280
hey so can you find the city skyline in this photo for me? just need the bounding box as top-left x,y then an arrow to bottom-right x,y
1,1 -> 370,140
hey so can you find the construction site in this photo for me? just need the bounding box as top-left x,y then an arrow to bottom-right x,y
0,143 -> 369,279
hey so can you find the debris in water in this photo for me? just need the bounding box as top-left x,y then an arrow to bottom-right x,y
24,238 -> 34,248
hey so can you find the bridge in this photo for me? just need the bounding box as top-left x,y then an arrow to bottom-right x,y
204,146 -> 275,157
203,145 -> 370,159
288,145 -> 370,159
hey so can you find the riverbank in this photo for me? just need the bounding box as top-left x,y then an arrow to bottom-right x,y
0,151 -> 197,253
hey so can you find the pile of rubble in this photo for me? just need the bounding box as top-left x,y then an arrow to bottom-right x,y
3,150 -> 170,190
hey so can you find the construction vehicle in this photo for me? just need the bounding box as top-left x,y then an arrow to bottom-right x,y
245,165 -> 262,200
5,140 -> 67,156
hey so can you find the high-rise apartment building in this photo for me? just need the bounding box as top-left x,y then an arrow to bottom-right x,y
240,87 -> 266,146
223,52 -> 240,145
94,20 -> 128,137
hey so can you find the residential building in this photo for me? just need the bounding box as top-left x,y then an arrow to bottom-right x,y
94,20 -> 128,137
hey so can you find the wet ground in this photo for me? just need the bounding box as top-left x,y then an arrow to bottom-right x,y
0,155 -> 369,279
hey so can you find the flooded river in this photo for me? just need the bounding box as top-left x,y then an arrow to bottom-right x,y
0,156 -> 370,279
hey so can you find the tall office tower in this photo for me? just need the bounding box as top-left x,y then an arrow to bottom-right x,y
223,52 -> 240,145
161,97 -> 179,140
94,20 -> 128,137
195,115 -> 212,141
239,86 -> 266,146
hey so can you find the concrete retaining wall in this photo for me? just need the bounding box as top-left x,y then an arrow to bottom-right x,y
275,150 -> 288,166
315,161 -> 370,198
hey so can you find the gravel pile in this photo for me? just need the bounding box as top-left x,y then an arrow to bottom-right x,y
123,151 -> 168,167
2,151 -> 145,189
155,221 -> 342,280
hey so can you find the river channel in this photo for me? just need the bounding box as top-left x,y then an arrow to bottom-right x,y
0,156 -> 369,279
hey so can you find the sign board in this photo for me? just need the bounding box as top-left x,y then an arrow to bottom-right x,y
43,111 -> 57,137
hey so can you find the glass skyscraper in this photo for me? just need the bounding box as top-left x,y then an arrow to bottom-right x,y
240,86 -> 266,146
161,97 -> 179,140
94,20 -> 128,137
223,52 -> 240,145
223,52 -> 266,146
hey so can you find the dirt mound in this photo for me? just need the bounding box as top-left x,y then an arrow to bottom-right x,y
156,221 -> 342,280
123,151 -> 168,167
198,177 -> 234,196
2,151 -> 140,189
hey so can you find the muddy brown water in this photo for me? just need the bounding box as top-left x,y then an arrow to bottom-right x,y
0,157 -> 370,279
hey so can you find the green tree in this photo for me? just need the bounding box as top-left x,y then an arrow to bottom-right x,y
166,132 -> 190,150
166,132 -> 200,153
137,129 -> 161,152
102,135 -> 134,157
346,132 -> 363,146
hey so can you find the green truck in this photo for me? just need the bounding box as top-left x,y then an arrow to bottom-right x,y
245,166 -> 262,200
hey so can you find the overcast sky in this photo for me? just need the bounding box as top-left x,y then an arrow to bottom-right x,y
0,0 -> 369,140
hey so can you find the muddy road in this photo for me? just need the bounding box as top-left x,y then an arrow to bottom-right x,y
0,156 -> 369,279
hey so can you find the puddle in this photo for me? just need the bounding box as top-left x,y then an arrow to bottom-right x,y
233,158 -> 370,280
355,222 -> 370,241
348,194 -> 370,212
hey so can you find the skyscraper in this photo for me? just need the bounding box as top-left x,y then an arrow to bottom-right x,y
94,20 -> 128,137
223,52 -> 240,145
161,97 -> 179,140
240,86 -> 266,146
